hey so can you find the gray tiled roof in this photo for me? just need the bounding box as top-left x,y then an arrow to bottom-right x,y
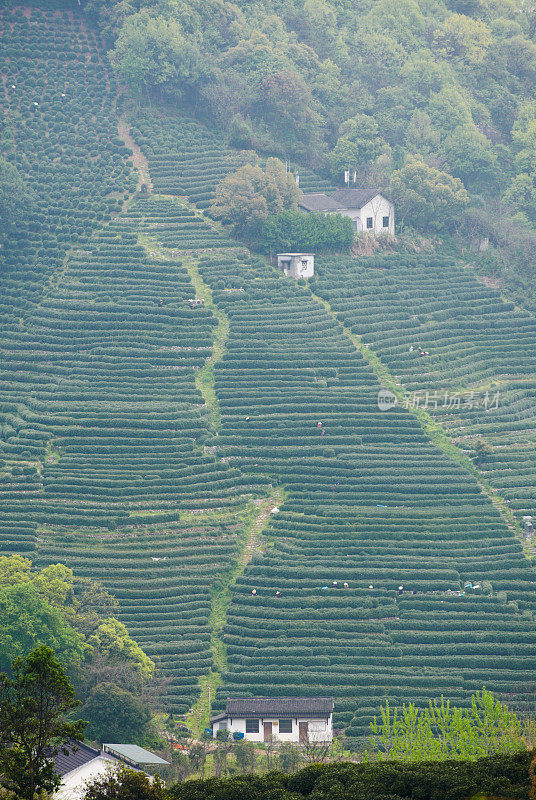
331,188 -> 384,208
223,697 -> 334,717
299,193 -> 347,212
52,741 -> 102,777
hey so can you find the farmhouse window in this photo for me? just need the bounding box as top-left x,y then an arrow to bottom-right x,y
279,719 -> 293,733
246,719 -> 260,733
383,216 -> 389,227
366,217 -> 373,229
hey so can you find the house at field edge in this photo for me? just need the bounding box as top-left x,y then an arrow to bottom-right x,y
299,189 -> 395,235
53,741 -> 169,800
210,697 -> 334,743
277,253 -> 315,278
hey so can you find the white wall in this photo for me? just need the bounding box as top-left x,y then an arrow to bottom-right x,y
55,756 -> 119,800
356,195 -> 394,235
214,716 -> 332,743
277,255 -> 315,279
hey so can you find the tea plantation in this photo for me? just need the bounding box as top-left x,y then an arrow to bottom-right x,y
196,254 -> 536,741
313,256 -> 536,527
3,0 -> 536,742
0,1 -> 264,714
129,111 -> 333,211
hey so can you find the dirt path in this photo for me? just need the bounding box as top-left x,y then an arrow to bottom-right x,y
186,487 -> 285,736
117,118 -> 152,191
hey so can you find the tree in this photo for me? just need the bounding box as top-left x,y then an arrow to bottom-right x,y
87,618 -> 154,680
83,767 -> 165,800
433,13 -> 493,64
428,85 -> 473,135
233,740 -> 256,774
503,173 -> 536,220
110,12 -> 206,99
277,742 -> 301,773
441,124 -> 500,192
260,211 -> 354,254
474,439 -> 494,465
0,555 -> 32,588
329,114 -> 387,180
368,689 -> 527,762
0,157 -> 33,248
210,158 -> 301,234
0,645 -> 85,799
81,682 -> 150,742
0,584 -> 85,672
390,157 -> 469,232
405,111 -> 440,157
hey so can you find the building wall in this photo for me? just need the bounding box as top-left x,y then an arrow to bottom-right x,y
214,715 -> 332,743
358,196 -> 395,235
55,756 -> 119,800
277,255 -> 315,279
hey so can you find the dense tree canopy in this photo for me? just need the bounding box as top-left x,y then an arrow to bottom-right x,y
210,157 -> 302,233
0,157 -> 33,249
0,646 -> 85,799
390,158 -> 470,232
82,681 -> 151,742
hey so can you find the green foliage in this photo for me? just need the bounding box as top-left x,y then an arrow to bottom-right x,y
0,645 -> 85,799
167,752 -> 532,800
390,158 -> 470,232
0,157 -> 34,248
87,618 -> 154,680
442,125 -> 501,192
329,114 -> 388,180
110,12 -> 207,98
368,689 -> 526,761
0,584 -> 85,673
83,767 -> 165,800
210,158 -> 302,233
81,681 -> 151,742
260,211 -> 354,253
0,556 -> 153,679
233,740 -> 256,774
473,439 -> 495,466
278,743 -> 302,774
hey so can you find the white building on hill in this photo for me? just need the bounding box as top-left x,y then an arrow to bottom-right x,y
299,189 -> 395,235
277,253 -> 315,278
210,697 -> 334,743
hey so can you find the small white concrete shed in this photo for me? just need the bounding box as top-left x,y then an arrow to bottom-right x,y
277,253 -> 315,279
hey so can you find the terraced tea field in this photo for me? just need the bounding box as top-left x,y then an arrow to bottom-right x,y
313,256 -> 536,527
4,0 -> 536,741
129,111 -> 333,211
195,254 -> 536,741
0,1 -> 264,714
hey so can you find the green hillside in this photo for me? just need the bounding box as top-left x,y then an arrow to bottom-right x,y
3,0 -> 536,747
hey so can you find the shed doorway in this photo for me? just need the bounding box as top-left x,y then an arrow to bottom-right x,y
299,721 -> 308,742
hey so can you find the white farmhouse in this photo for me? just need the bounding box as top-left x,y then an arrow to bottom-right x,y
210,697 -> 334,743
277,253 -> 315,278
299,189 -> 395,235
53,741 -> 169,800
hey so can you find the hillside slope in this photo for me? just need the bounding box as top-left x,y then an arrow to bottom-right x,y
3,1 -> 536,743
0,1 -> 266,715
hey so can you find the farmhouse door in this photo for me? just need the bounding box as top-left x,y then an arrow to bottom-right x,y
264,721 -> 272,742
299,721 -> 308,742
